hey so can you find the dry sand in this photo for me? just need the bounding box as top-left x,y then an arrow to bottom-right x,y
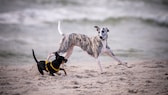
0,60 -> 168,95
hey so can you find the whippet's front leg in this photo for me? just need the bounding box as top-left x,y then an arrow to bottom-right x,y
97,58 -> 103,73
106,49 -> 127,66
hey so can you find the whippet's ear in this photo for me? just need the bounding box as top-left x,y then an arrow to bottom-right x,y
94,26 -> 100,31
106,28 -> 109,32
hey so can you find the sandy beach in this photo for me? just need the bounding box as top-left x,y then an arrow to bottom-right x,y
0,60 -> 168,95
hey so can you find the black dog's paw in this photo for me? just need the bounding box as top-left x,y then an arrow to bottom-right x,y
56,73 -> 61,76
49,73 -> 55,76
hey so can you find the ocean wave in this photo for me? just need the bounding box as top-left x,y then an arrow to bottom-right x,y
0,50 -> 16,58
0,50 -> 28,58
114,48 -> 144,58
115,48 -> 143,53
0,36 -> 35,45
103,16 -> 168,27
0,7 -> 167,27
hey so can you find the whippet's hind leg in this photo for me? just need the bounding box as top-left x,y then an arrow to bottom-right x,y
58,46 -> 74,69
97,58 -> 103,73
65,46 -> 74,59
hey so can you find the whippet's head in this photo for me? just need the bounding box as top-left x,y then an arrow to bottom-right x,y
94,26 -> 109,40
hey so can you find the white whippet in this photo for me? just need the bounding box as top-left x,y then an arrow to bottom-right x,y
47,21 -> 127,72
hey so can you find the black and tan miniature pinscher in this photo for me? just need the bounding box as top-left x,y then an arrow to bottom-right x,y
32,49 -> 67,76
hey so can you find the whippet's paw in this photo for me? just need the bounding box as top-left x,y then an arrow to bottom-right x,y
100,72 -> 106,74
117,62 -> 126,65
118,62 -> 131,68
123,62 -> 128,66
122,62 -> 132,68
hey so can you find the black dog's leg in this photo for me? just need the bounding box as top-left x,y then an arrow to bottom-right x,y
60,68 -> 67,75
37,64 -> 44,75
49,72 -> 55,76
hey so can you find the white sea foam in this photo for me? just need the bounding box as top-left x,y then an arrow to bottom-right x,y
0,1 -> 167,26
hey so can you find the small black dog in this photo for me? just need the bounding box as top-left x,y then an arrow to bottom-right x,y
32,49 -> 67,76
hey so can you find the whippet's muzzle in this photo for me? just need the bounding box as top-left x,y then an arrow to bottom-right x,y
98,28 -> 109,41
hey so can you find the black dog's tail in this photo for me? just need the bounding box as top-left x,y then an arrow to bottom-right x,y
32,49 -> 39,64
32,49 -> 44,75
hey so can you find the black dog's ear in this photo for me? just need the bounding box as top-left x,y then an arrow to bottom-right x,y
55,52 -> 59,57
94,26 -> 100,31
64,59 -> 68,63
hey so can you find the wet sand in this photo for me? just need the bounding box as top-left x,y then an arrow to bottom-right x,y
0,60 -> 168,95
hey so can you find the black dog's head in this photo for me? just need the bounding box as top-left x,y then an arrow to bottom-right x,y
54,52 -> 68,64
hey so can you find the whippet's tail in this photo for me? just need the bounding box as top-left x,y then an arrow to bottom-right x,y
58,21 -> 65,36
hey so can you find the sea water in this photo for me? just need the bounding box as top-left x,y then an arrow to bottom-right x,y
0,0 -> 168,65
